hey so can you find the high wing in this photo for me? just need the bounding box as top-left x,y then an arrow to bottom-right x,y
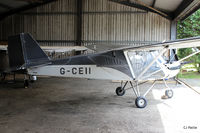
42,46 -> 87,53
85,43 -> 128,52
159,37 -> 200,49
86,37 -> 200,52
0,44 -> 87,53
2,35 -> 200,54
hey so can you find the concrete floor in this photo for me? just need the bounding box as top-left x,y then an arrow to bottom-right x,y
0,77 -> 200,133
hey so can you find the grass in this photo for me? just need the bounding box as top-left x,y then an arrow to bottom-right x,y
177,71 -> 200,79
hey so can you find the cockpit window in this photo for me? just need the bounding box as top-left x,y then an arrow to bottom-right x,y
127,50 -> 166,80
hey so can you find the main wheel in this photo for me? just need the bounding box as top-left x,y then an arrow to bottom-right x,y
165,90 -> 173,98
116,87 -> 125,96
30,75 -> 37,83
135,97 -> 147,108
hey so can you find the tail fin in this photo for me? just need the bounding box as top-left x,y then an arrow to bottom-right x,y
8,33 -> 50,70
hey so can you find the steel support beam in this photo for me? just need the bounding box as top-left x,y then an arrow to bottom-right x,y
180,3 -> 200,21
110,0 -> 172,20
170,21 -> 177,41
173,0 -> 194,20
76,0 -> 83,55
170,21 -> 178,62
0,3 -> 13,10
152,0 -> 156,8
19,11 -> 146,15
0,0 -> 56,21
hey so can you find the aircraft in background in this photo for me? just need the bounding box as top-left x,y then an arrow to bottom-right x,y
1,33 -> 200,108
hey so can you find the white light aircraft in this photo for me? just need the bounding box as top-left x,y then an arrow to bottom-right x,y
1,33 -> 200,108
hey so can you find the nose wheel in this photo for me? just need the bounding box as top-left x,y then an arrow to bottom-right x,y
165,90 -> 173,98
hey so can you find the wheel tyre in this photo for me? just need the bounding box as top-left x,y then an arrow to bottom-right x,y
24,80 -> 29,88
116,87 -> 125,96
29,76 -> 37,83
165,90 -> 173,98
135,97 -> 147,108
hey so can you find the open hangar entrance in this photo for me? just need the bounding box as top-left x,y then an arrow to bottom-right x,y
0,0 -> 200,133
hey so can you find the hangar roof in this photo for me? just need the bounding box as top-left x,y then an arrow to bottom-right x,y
0,0 -> 200,21
111,0 -> 200,20
0,0 -> 55,20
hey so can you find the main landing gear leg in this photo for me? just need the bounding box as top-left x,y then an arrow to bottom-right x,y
131,81 -> 156,108
162,79 -> 173,99
24,75 -> 29,88
115,80 -> 156,108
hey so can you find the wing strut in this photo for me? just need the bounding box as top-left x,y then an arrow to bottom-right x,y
178,48 -> 200,62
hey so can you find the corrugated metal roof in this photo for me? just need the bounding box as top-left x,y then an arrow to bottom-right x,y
111,0 -> 200,20
0,0 -> 200,21
0,0 -> 56,20
129,0 -> 183,12
0,0 -> 34,13
155,0 -> 182,12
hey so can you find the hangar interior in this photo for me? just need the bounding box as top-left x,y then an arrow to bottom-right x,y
0,0 -> 200,133
0,0 -> 199,49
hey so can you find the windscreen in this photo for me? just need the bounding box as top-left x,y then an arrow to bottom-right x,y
127,50 -> 166,80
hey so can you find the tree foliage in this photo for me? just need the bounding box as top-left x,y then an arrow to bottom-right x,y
177,9 -> 200,72
177,10 -> 200,39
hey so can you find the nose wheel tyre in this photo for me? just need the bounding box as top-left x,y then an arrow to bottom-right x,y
135,97 -> 147,108
116,87 -> 125,96
165,90 -> 173,98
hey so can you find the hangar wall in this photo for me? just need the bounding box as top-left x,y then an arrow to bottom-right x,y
0,0 -> 77,46
0,0 -> 171,47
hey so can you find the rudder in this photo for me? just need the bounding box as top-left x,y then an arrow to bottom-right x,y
8,33 -> 50,70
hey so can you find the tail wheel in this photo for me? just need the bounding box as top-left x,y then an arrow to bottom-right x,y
165,90 -> 173,98
116,87 -> 125,96
135,97 -> 147,108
